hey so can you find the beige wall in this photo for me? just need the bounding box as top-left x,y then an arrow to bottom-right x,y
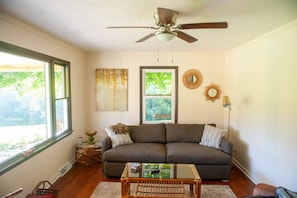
0,13 -> 227,197
2,8 -> 297,197
0,13 -> 86,197
85,51 -> 227,141
226,19 -> 297,191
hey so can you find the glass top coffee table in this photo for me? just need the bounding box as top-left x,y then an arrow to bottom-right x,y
121,162 -> 201,198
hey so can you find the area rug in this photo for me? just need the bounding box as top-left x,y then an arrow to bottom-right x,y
90,182 -> 236,198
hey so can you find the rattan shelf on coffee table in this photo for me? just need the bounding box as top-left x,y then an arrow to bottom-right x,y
121,163 -> 201,198
134,180 -> 187,197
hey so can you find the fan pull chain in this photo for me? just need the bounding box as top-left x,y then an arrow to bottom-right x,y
157,41 -> 160,63
171,41 -> 174,64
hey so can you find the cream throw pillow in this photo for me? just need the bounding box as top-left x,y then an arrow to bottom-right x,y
105,127 -> 133,148
200,124 -> 227,149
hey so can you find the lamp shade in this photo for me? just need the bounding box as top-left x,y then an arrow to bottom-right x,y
156,32 -> 176,41
223,96 -> 231,108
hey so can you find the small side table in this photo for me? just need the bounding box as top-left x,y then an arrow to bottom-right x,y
75,142 -> 102,166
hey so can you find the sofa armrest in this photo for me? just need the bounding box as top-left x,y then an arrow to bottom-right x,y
101,136 -> 112,153
220,137 -> 233,155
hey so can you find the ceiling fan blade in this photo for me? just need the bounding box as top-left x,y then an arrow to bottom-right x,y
178,22 -> 228,29
136,33 -> 156,43
157,7 -> 178,25
107,26 -> 158,30
174,31 -> 197,43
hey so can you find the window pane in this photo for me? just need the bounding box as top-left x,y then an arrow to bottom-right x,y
55,99 -> 69,134
54,64 -> 69,135
145,98 -> 172,122
0,41 -> 72,174
145,72 -> 172,96
55,64 -> 64,98
0,52 -> 48,163
141,66 -> 177,124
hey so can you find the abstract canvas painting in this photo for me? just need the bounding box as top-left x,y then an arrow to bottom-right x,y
95,68 -> 128,111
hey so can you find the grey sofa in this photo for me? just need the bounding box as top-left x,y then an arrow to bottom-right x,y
102,123 -> 233,180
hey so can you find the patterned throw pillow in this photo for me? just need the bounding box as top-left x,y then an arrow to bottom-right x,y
199,124 -> 227,149
110,123 -> 129,134
105,124 -> 133,148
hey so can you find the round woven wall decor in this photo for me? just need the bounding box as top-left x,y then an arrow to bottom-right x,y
183,69 -> 202,89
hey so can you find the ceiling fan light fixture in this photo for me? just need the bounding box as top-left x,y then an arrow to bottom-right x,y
156,32 -> 176,41
108,8 -> 227,43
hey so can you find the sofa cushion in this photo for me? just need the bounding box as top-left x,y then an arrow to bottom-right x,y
200,124 -> 227,149
105,128 -> 133,148
103,143 -> 166,162
165,124 -> 206,143
166,143 -> 231,165
129,124 -> 166,143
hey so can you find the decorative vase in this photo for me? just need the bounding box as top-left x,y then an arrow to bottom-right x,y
78,137 -> 83,145
85,130 -> 97,145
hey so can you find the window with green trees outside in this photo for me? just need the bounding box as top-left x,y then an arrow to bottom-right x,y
0,41 -> 72,174
140,66 -> 178,124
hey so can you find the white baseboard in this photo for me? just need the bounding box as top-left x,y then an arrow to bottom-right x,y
70,158 -> 76,165
49,172 -> 61,185
59,161 -> 72,176
232,158 -> 258,184
50,158 -> 75,184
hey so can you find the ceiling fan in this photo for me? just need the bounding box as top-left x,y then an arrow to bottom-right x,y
107,7 -> 228,43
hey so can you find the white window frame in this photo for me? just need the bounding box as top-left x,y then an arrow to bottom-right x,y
140,66 -> 178,124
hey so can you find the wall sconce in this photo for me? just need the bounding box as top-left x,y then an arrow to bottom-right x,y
223,96 -> 232,139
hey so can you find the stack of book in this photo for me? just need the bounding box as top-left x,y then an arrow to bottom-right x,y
130,163 -> 141,173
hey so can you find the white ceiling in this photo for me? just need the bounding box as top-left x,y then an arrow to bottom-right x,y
1,0 -> 297,52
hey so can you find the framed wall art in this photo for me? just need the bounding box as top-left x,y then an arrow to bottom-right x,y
95,68 -> 128,111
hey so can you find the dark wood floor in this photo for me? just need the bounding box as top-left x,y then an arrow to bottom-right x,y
53,163 -> 255,198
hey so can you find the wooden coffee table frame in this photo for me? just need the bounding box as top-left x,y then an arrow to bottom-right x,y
121,163 -> 201,198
